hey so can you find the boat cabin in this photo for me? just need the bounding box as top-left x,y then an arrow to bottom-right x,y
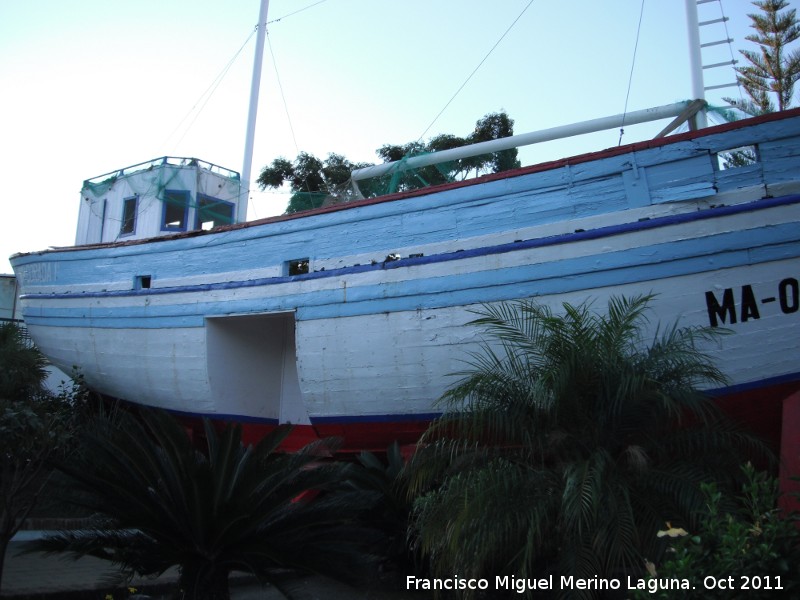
75,157 -> 242,245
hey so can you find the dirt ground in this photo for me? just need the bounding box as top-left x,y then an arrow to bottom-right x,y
1,539 -> 429,600
223,574 -> 430,600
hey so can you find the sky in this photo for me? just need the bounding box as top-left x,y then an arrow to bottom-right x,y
0,0 -> 788,274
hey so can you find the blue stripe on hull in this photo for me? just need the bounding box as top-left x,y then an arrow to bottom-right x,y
180,374 -> 798,426
21,221 -> 800,328
707,371 -> 800,397
19,194 -> 800,301
312,412 -> 442,424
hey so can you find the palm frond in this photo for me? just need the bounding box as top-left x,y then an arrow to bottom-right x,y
30,408 -> 379,598
409,294 -> 769,596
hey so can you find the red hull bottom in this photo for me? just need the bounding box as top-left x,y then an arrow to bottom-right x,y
236,419 -> 431,454
716,380 -> 800,455
162,380 -> 800,464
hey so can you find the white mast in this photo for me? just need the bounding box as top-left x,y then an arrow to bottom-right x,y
239,0 -> 270,224
685,0 -> 708,129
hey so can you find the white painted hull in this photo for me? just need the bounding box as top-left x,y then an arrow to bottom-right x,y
12,111 -> 800,449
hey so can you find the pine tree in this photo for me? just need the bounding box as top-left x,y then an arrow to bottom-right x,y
725,0 -> 800,115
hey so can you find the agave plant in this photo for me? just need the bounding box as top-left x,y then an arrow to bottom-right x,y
30,408 -> 378,600
346,442 -> 419,574
409,295 -> 766,599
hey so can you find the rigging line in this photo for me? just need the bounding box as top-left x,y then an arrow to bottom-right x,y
267,32 -> 300,156
267,31 -> 321,202
267,0 -> 329,25
160,27 -> 258,152
717,0 -> 745,109
618,0 -> 646,146
173,63 -> 235,148
416,0 -> 536,144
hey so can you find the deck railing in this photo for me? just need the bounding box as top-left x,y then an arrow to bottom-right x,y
82,156 -> 241,188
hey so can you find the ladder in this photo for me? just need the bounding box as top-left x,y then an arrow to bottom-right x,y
696,0 -> 739,94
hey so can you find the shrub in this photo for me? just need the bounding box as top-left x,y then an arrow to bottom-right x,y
635,463 -> 800,599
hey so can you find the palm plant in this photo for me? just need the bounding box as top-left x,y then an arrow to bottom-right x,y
409,295 -> 766,599
30,408 -> 378,600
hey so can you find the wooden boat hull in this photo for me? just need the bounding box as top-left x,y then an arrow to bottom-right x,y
11,110 -> 800,451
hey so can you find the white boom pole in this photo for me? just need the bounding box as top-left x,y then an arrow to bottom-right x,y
239,0 -> 270,224
351,101 -> 693,182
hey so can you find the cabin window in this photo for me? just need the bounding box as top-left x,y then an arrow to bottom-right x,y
162,190 -> 190,231
286,258 -> 309,276
196,195 -> 235,230
716,145 -> 758,170
120,195 -> 138,235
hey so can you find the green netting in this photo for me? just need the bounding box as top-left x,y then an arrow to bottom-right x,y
707,103 -> 743,123
266,112 -> 521,214
196,198 -> 234,228
83,165 -> 183,201
352,147 -> 520,200
83,176 -> 118,198
285,191 -> 329,214
279,148 -> 521,214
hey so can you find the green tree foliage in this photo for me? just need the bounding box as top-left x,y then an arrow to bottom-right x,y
724,0 -> 800,115
257,111 -> 520,214
29,409 -> 379,600
408,296 -> 765,599
634,464 -> 800,599
376,111 -> 520,193
257,152 -> 372,214
0,323 -> 78,592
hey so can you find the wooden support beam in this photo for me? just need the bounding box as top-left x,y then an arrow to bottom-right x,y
654,99 -> 707,137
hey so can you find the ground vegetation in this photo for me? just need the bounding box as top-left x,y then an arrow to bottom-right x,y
633,463 -> 800,599
406,295 -> 767,599
0,322 -> 85,593
28,409 -> 381,600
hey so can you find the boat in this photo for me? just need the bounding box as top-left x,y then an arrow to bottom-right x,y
8,2 -> 800,459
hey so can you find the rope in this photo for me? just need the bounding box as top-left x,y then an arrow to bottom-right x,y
267,0 -> 329,26
160,28 -> 258,153
416,0 -> 536,143
267,32 -> 300,156
619,0 -> 646,146
717,0 -> 745,108
159,1 -> 330,155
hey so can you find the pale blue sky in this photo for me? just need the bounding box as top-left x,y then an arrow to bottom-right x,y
0,0 -> 789,272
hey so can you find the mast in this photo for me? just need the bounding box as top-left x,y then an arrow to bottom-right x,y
239,0 -> 270,224
684,0 -> 708,129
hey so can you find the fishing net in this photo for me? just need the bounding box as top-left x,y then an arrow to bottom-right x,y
82,158 -> 239,237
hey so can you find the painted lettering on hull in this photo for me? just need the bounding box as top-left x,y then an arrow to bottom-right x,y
705,278 -> 799,327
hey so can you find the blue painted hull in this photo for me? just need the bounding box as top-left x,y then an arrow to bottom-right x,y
11,110 -> 800,450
